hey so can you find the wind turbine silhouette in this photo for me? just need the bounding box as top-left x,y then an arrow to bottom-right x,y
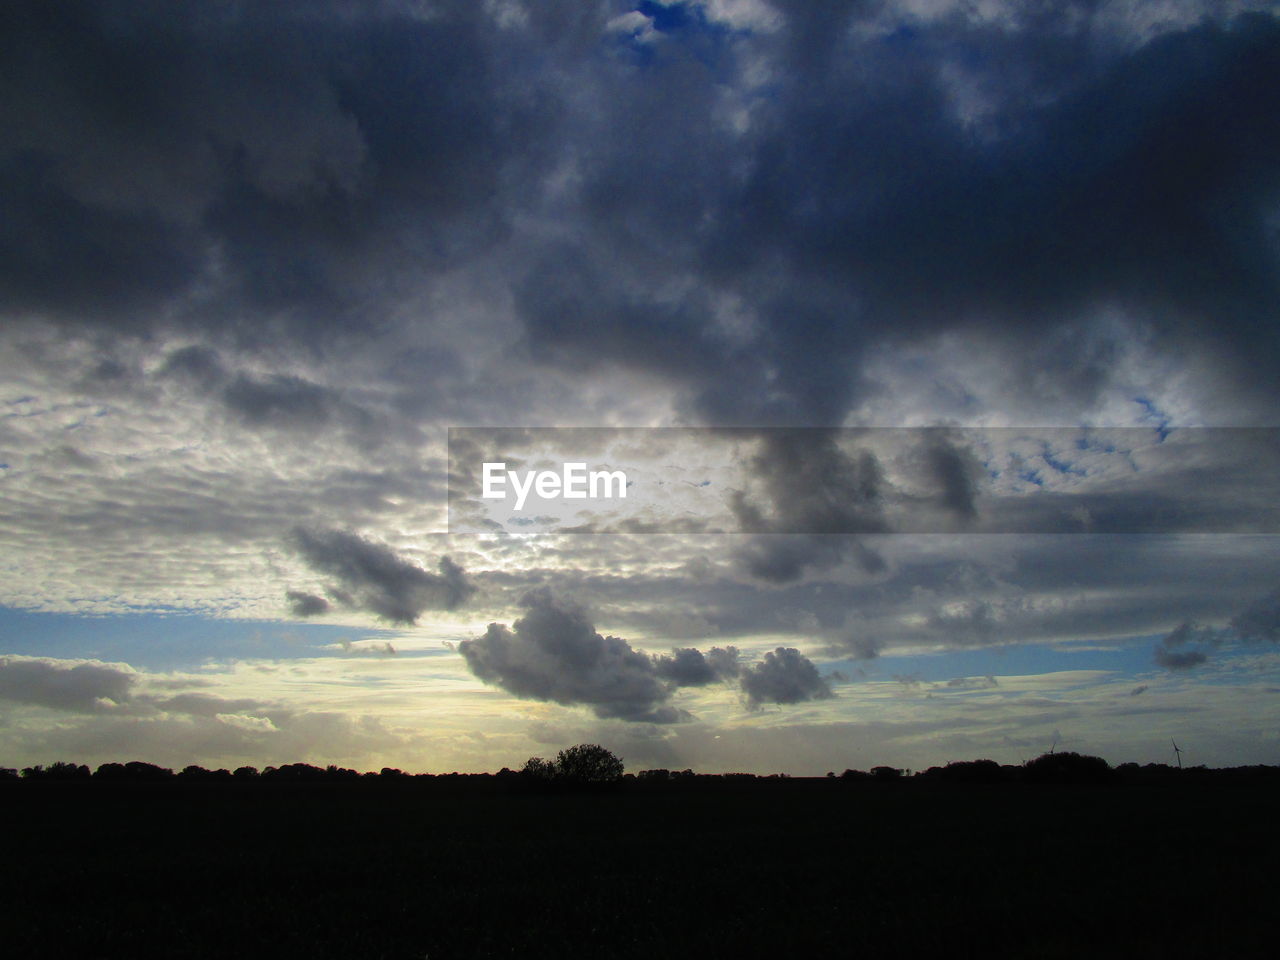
1171,738 -> 1183,770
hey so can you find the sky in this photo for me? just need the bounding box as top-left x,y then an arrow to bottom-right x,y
2,0 -> 1279,775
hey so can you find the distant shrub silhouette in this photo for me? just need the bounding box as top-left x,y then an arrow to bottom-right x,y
122,761 -> 174,781
23,762 -> 90,781
1023,751 -> 1114,784
923,759 -> 1007,784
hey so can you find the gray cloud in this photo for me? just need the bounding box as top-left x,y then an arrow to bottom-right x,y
1230,587 -> 1280,644
1153,621 -> 1214,670
222,373 -> 344,431
9,3 -> 1277,432
918,432 -> 983,523
727,430 -> 888,583
0,656 -> 137,713
653,645 -> 741,686
458,589 -> 686,723
845,634 -> 884,662
153,693 -> 265,718
288,527 -> 474,624
0,0 -> 521,341
729,431 -> 888,535
944,675 -> 999,691
286,590 -> 331,617
457,590 -> 827,721
1152,585 -> 1280,669
506,6 -> 1280,424
0,656 -> 282,718
739,647 -> 835,708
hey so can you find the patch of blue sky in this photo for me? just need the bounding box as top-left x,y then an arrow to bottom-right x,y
0,606 -> 401,671
824,637 -> 1160,687
1133,396 -> 1172,440
612,2 -> 738,73
1076,432 -> 1118,455
823,634 -> 1280,689
637,0 -> 696,32
1041,442 -> 1087,477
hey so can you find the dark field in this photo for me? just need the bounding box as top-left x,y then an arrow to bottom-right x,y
3,779 -> 1276,959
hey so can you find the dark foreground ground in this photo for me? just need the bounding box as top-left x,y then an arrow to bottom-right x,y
3,779 -> 1276,959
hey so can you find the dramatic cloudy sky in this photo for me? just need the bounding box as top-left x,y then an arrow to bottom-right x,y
3,0 -> 1279,774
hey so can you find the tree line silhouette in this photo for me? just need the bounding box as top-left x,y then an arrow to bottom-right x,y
5,747 -> 1279,787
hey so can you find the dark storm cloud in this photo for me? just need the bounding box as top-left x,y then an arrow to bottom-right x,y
729,431 -> 887,535
160,344 -> 228,389
739,647 -> 835,707
511,6 -> 1280,423
6,2 -> 1279,427
918,432 -> 982,522
727,430 -> 887,583
221,371 -> 357,431
733,535 -> 860,585
288,527 -> 474,625
0,0 -> 526,338
286,590 -> 331,617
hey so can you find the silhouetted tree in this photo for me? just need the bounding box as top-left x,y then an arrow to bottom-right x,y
929,759 -> 1006,783
263,763 -> 329,781
1023,751 -> 1114,784
555,744 -> 624,783
122,761 -> 173,781
520,756 -> 557,781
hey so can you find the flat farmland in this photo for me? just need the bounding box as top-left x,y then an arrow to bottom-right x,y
2,780 -> 1275,958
